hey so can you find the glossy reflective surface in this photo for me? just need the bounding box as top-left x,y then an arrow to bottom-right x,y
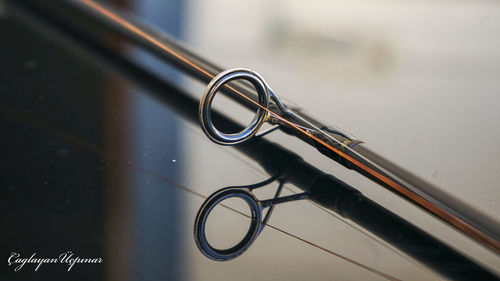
1,1 -> 500,280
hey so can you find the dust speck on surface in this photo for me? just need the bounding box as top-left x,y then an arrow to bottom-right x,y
57,147 -> 70,156
432,169 -> 439,178
24,59 -> 39,69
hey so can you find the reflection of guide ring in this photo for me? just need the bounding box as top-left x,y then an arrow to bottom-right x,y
199,68 -> 270,145
193,187 -> 263,261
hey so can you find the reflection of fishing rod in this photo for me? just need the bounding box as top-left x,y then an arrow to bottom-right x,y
11,4 -> 498,279
13,0 -> 500,254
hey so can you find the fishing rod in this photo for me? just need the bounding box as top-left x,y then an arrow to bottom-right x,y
13,0 -> 499,255
9,4 -> 497,278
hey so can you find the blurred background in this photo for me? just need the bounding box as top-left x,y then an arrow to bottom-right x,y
1,0 -> 500,280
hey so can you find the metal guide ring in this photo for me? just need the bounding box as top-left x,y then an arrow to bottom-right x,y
193,187 -> 263,261
199,68 -> 270,145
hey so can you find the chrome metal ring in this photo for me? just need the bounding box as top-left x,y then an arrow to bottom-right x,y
199,68 -> 270,145
193,187 -> 262,261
